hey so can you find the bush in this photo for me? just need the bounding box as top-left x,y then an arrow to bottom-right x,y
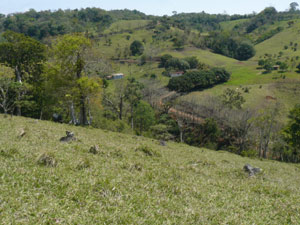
130,40 -> 144,56
165,58 -> 190,71
241,149 -> 258,158
235,41 -> 256,60
167,67 -> 230,92
159,54 -> 173,68
150,124 -> 174,140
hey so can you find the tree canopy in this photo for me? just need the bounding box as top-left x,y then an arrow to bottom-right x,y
130,40 -> 144,56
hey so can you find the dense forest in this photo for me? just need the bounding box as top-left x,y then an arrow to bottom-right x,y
0,3 -> 300,163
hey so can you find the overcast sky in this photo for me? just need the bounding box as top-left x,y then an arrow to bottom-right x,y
0,0 -> 293,16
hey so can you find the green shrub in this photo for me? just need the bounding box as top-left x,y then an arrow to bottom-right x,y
130,40 -> 144,56
241,149 -> 258,158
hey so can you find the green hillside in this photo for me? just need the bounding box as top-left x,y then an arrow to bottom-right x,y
255,19 -> 300,58
1,115 -> 300,224
220,18 -> 249,31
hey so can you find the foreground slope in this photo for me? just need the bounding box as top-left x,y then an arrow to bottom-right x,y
0,115 -> 300,224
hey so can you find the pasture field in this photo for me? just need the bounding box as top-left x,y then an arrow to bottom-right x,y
0,116 -> 300,224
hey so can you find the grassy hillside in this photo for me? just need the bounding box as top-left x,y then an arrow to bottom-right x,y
254,19 -> 300,59
1,115 -> 300,224
220,19 -> 249,31
103,20 -> 151,34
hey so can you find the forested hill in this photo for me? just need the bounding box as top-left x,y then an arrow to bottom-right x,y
1,5 -> 300,41
1,5 -> 300,61
0,8 -> 153,40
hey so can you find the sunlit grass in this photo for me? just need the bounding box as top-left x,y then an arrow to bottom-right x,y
0,115 -> 300,224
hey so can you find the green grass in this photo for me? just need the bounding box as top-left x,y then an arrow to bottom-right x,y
158,21 -> 300,118
1,115 -> 300,224
103,20 -> 151,34
254,19 -> 300,59
182,78 -> 300,121
220,19 -> 249,31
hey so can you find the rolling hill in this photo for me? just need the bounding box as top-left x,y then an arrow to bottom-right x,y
1,115 -> 300,224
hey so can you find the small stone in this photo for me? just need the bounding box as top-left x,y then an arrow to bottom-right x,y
244,164 -> 261,177
60,131 -> 76,142
160,140 -> 167,146
19,128 -> 26,137
89,145 -> 100,154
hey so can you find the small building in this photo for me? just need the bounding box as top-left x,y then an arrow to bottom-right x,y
169,71 -> 184,78
107,73 -> 125,80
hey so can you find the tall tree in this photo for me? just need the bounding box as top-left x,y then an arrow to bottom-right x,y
53,34 -> 101,125
130,40 -> 144,56
133,100 -> 155,134
0,31 -> 46,84
255,103 -> 280,158
0,65 -> 22,116
0,31 -> 46,115
290,2 -> 299,12
125,77 -> 144,129
282,104 -> 300,162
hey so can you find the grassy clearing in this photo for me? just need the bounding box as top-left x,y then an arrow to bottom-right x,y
182,78 -> 300,121
220,19 -> 249,31
1,115 -> 300,224
103,20 -> 151,34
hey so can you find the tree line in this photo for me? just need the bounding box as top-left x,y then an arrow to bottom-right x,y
167,68 -> 231,92
166,88 -> 300,163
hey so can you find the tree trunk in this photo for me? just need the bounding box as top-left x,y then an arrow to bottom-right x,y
130,105 -> 134,129
87,97 -> 92,125
263,144 -> 268,159
15,66 -> 22,116
15,66 -> 22,83
16,92 -> 21,116
70,101 -> 77,125
180,130 -> 184,143
3,107 -> 7,118
40,110 -> 43,120
119,96 -> 123,120
177,119 -> 184,143
80,95 -> 88,125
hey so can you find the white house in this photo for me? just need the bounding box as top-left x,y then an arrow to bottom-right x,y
107,73 -> 125,80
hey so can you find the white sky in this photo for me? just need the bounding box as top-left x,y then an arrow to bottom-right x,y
0,0 -> 293,16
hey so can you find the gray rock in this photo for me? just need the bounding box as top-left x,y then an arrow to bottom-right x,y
160,140 -> 167,146
244,164 -> 261,176
60,131 -> 76,142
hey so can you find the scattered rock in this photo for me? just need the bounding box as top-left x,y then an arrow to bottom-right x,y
89,145 -> 100,154
160,140 -> 167,146
244,164 -> 261,177
60,131 -> 76,142
19,128 -> 26,138
36,152 -> 57,167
